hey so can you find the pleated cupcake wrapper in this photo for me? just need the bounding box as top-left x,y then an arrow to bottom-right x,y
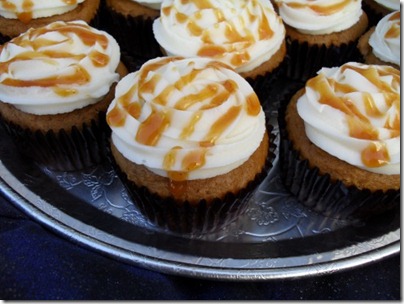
0,32 -> 11,45
110,125 -> 276,236
277,106 -> 400,221
120,51 -> 148,74
245,58 -> 287,104
104,9 -> 162,62
0,112 -> 110,172
284,39 -> 360,82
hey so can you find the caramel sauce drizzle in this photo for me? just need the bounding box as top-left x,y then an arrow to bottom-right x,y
0,0 -> 80,23
308,64 -> 400,168
164,0 -> 275,66
0,22 -> 111,97
110,58 -> 262,195
385,12 -> 400,39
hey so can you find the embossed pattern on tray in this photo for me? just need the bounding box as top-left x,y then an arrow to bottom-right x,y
0,77 -> 399,280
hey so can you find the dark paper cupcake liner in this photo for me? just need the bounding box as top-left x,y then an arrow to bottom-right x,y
277,103 -> 400,221
0,111 -> 110,172
284,39 -> 361,82
245,58 -> 287,104
0,32 -> 11,45
103,8 -> 162,63
362,1 -> 390,27
110,125 -> 276,236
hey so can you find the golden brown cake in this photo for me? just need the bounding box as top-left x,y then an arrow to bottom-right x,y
357,11 -> 400,70
107,56 -> 273,234
0,0 -> 100,43
0,21 -> 127,171
274,0 -> 369,81
279,62 -> 400,219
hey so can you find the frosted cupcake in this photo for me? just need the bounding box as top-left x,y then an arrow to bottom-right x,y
279,62 -> 400,220
357,11 -> 400,70
102,0 -> 163,64
363,0 -> 401,26
0,20 -> 127,171
274,0 -> 369,81
153,0 -> 286,102
107,56 -> 273,234
0,0 -> 101,44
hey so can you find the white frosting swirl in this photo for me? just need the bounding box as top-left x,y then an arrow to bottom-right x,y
297,62 -> 400,175
130,0 -> 162,10
275,0 -> 362,35
107,57 -> 266,180
0,0 -> 85,22
369,11 -> 400,66
0,20 -> 121,115
373,0 -> 401,11
153,0 -> 285,73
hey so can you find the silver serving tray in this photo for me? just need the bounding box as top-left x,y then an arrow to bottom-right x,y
0,79 -> 399,281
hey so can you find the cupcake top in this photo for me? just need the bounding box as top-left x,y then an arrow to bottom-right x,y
153,0 -> 285,73
274,0 -> 363,35
132,0 -> 162,10
0,20 -> 120,115
296,62 -> 400,175
369,11 -> 400,66
372,0 -> 400,11
107,56 -> 266,181
0,0 -> 86,23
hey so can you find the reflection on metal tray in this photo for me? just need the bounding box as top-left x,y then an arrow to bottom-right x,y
0,77 -> 399,280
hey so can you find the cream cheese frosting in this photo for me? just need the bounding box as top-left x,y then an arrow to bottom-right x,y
153,0 -> 285,74
369,11 -> 400,66
0,0 -> 85,23
0,20 -> 121,115
107,56 -> 266,181
131,0 -> 162,10
297,62 -> 400,175
373,0 -> 400,11
275,0 -> 362,35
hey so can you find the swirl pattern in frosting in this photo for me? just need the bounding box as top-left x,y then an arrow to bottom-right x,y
297,62 -> 400,175
152,0 -> 285,73
369,11 -> 400,66
274,0 -> 362,35
0,0 -> 85,23
107,56 -> 266,181
0,20 -> 121,115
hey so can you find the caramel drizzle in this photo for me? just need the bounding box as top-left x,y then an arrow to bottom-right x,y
164,0 -> 275,66
385,12 -> 400,39
0,22 -> 110,96
0,0 -> 80,23
107,59 -> 262,189
307,64 -> 400,168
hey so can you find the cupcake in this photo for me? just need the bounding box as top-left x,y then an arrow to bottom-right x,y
107,56 -> 273,234
0,0 -> 101,44
357,11 -> 400,70
0,20 -> 127,171
102,0 -> 163,66
152,0 -> 287,102
279,62 -> 400,220
274,0 -> 369,82
362,0 -> 401,26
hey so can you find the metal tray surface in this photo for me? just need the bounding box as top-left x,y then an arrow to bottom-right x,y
0,78 -> 400,281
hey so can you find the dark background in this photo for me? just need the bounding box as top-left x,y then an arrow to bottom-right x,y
0,192 -> 400,300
